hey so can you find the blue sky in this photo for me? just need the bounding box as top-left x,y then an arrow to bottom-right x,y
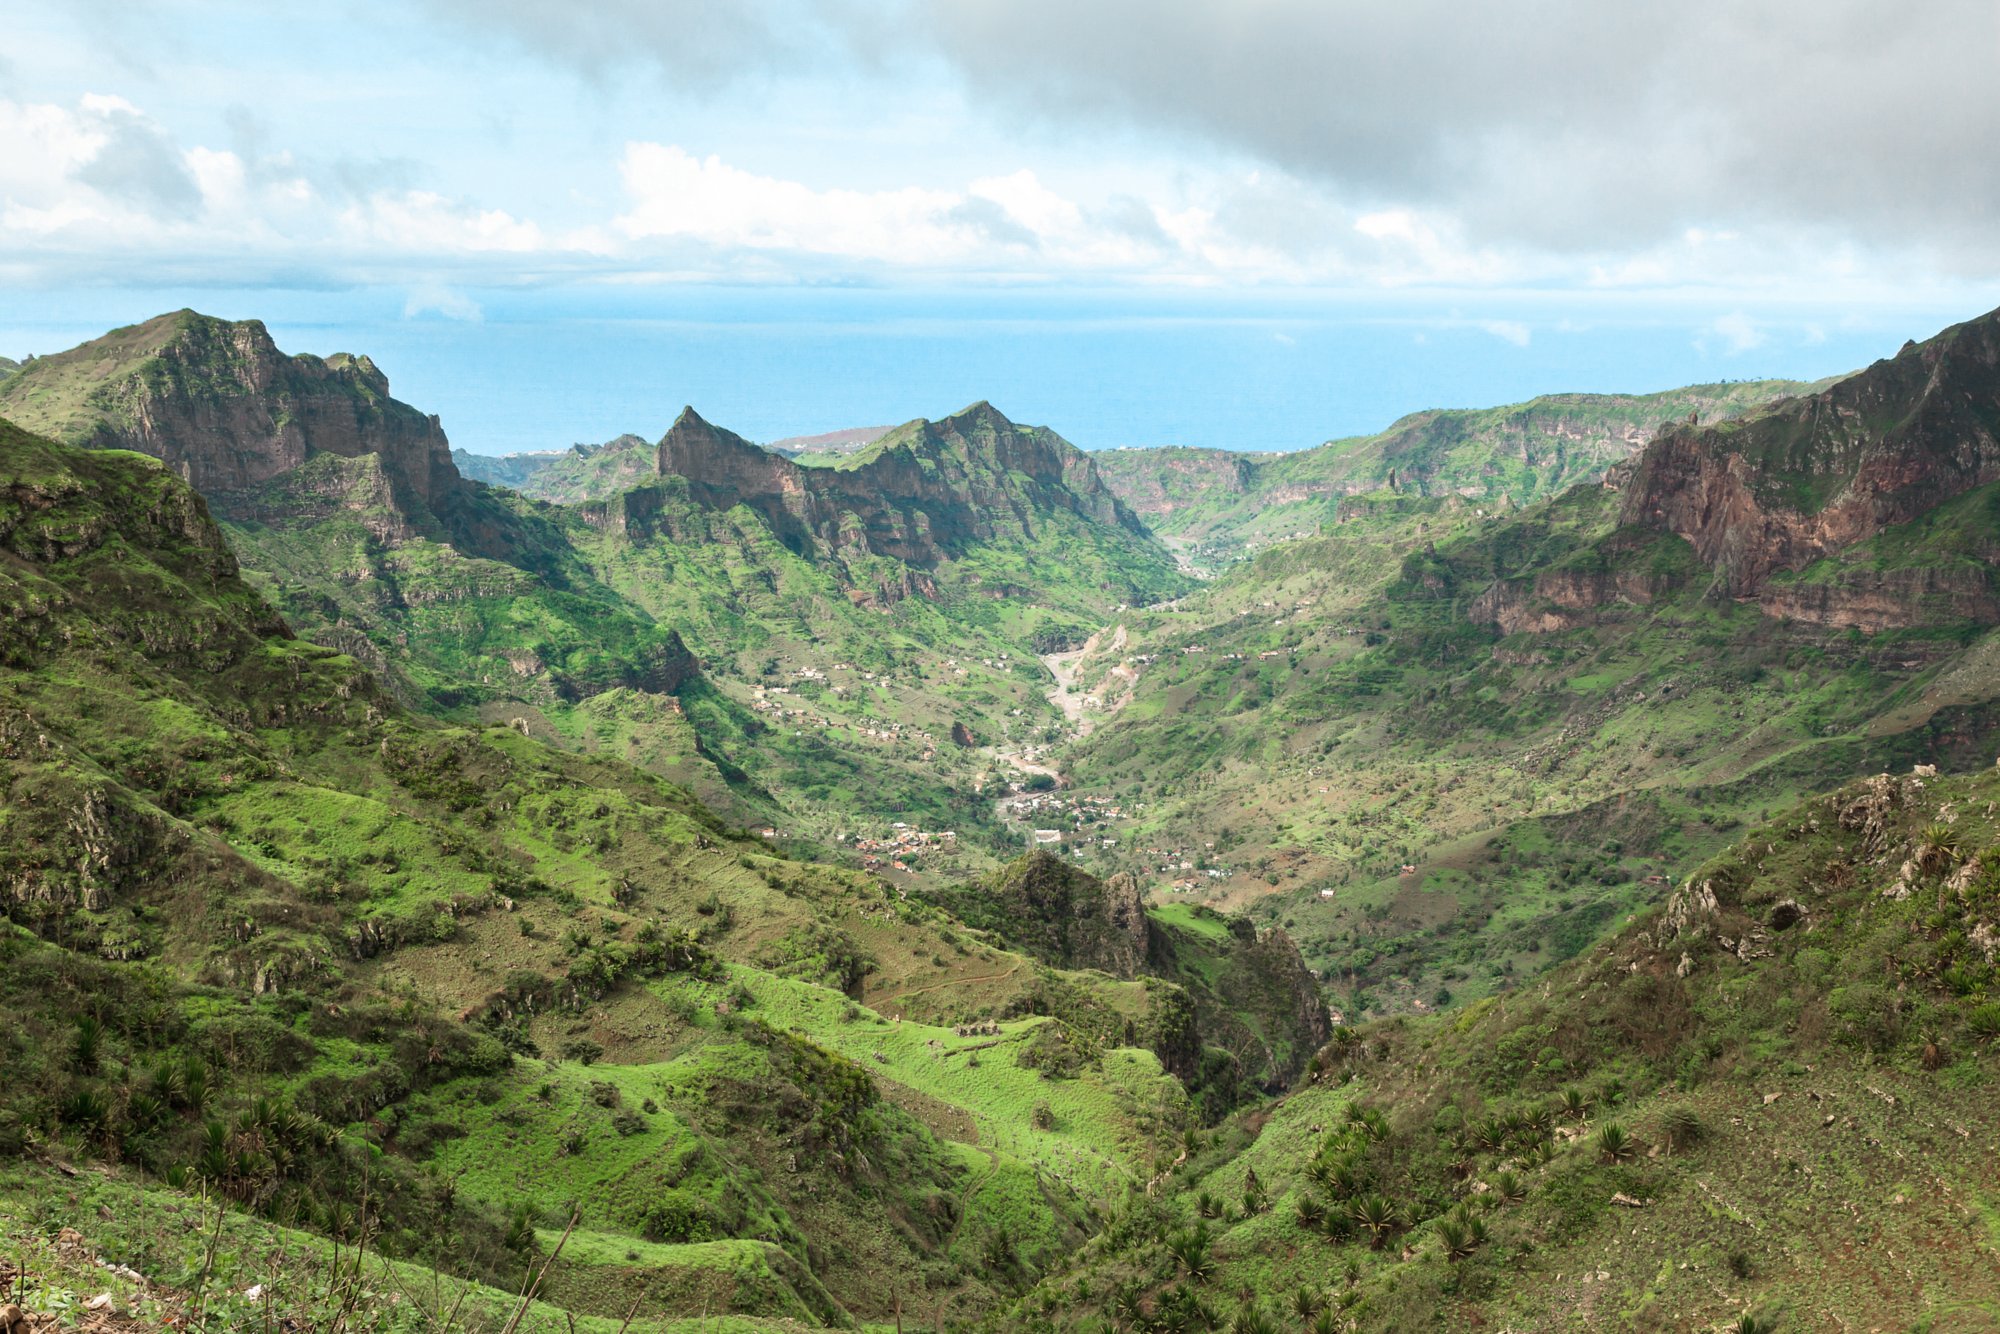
4,1 -> 1998,452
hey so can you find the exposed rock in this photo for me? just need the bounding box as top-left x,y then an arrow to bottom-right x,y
1616,307 -> 2000,604
655,403 -> 1151,578
0,311 -> 457,515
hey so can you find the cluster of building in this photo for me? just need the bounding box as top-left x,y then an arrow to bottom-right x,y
747,685 -> 942,759
842,823 -> 959,873
1136,841 -> 1234,892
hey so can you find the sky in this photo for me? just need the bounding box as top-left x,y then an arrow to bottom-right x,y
3,1 -> 1998,453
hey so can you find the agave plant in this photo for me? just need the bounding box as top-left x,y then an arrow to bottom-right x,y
71,1015 -> 103,1073
1437,1207 -> 1488,1260
1294,1193 -> 1327,1230
1557,1087 -> 1591,1120
1318,1207 -> 1355,1245
1596,1123 -> 1635,1164
58,1088 -> 111,1134
1470,1117 -> 1511,1154
1168,1222 -> 1217,1284
1290,1285 -> 1326,1321
1111,1282 -> 1149,1332
1197,1190 -> 1224,1219
1488,1169 -> 1526,1206
1228,1306 -> 1278,1334
1916,822 -> 1962,878
1350,1193 -> 1400,1249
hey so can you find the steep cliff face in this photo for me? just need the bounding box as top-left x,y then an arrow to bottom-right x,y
0,311 -> 715,736
1087,447 -> 1257,521
940,853 -> 1330,1092
970,850 -> 1154,977
0,311 -> 458,517
657,402 -> 1155,567
1616,308 -> 2000,594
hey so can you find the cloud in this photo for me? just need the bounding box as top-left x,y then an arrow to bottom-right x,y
0,92 -> 564,285
68,93 -> 201,218
431,0 -> 2000,274
411,0 -> 886,90
404,283 -> 484,321
904,0 -> 2000,268
1706,312 -> 1766,354
1478,320 -> 1531,348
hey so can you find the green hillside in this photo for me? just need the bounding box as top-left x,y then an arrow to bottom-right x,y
1058,314 -> 2000,1022
991,763 -> 2000,1330
0,316 -> 1189,872
0,419 -> 1310,1329
1092,378 -> 1838,569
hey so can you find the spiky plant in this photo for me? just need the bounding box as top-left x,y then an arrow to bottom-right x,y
1557,1087 -> 1591,1119
1489,1170 -> 1526,1205
1470,1117 -> 1510,1153
1436,1208 -> 1489,1261
1661,1107 -> 1705,1153
1596,1123 -> 1635,1164
1111,1282 -> 1148,1332
1916,822 -> 1962,878
1228,1306 -> 1278,1334
1168,1223 -> 1216,1284
71,1015 -> 103,1072
1290,1285 -> 1326,1321
1351,1193 -> 1400,1249
1294,1193 -> 1327,1231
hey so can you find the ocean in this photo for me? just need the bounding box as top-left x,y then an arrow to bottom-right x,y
1,284 -> 1980,456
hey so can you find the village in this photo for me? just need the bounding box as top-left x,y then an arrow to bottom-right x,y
996,789 -> 1237,892
840,823 -> 960,874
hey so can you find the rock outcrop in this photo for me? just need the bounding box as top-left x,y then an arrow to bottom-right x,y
973,850 -> 1153,978
947,852 -> 1331,1091
1614,307 -> 2000,595
0,311 -> 459,519
656,402 -> 1153,568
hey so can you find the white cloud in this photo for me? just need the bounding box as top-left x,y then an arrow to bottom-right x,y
1478,319 -> 1531,347
614,143 -> 967,261
1708,311 -> 1766,354
403,283 -> 485,321
0,92 -> 561,283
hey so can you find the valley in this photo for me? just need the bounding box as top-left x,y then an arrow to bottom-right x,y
5,303 -> 2000,1332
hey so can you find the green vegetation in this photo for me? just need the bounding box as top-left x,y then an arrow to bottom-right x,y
1092,377 -> 1837,568
11,302 -> 2000,1330
982,765 -> 2000,1330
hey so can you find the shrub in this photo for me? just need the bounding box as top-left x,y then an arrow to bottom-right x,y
1660,1106 -> 1704,1153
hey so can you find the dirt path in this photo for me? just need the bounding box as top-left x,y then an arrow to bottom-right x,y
945,1143 -> 1002,1257
1039,624 -> 1127,736
870,963 -> 1020,1017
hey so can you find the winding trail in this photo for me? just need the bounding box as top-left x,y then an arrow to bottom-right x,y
945,1144 -> 1002,1257
870,963 -> 1021,1017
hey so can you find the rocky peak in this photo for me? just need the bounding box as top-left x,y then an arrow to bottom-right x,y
974,850 -> 1154,977
0,310 -> 461,520
1615,306 -> 2000,594
653,401 -> 1153,574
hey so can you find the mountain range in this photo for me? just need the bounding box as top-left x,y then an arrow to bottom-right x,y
5,303 -> 2000,1329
